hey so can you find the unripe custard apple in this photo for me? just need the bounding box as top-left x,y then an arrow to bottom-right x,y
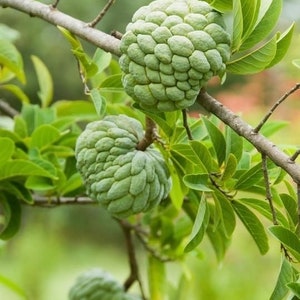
119,0 -> 231,112
75,115 -> 171,218
68,269 -> 125,300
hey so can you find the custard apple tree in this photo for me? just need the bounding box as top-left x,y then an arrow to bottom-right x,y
0,0 -> 300,299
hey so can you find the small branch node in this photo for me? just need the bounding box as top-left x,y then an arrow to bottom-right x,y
111,30 -> 123,40
290,149 -> 300,162
51,0 -> 60,9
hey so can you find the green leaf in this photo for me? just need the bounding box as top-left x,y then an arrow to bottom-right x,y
213,190 -> 236,238
0,160 -> 57,181
239,198 -> 289,227
203,117 -> 226,166
0,84 -> 30,103
267,23 -> 295,68
31,55 -> 53,107
0,39 -> 25,83
240,0 -> 282,51
0,194 -> 21,240
30,124 -> 61,149
183,174 -> 212,192
231,0 -> 243,51
280,193 -> 298,227
287,282 -> 300,298
169,163 -> 186,210
233,200 -> 269,254
92,47 -> 112,74
222,153 -> 237,181
241,0 -> 261,42
0,137 -> 14,164
71,48 -> 98,78
99,74 -> 123,92
269,226 -> 300,261
89,88 -> 106,117
225,125 -> 243,162
0,181 -> 33,204
0,274 -> 28,299
53,100 -> 97,120
148,256 -> 166,300
227,36 -> 277,74
189,140 -> 213,172
60,173 -> 83,196
260,120 -> 288,138
184,195 -> 210,252
235,162 -> 263,190
57,26 -> 81,49
210,0 -> 232,12
270,258 -> 296,300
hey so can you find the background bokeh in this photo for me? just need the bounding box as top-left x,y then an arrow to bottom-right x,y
1,1 -> 300,299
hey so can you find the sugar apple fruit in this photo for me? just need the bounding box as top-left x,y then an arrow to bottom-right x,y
68,269 -> 125,300
75,114 -> 171,218
119,0 -> 231,112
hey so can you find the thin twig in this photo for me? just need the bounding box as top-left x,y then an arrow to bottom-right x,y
27,195 -> 97,207
111,30 -> 123,40
182,109 -> 193,140
297,183 -> 300,229
261,153 -> 278,225
88,0 -> 115,27
118,220 -> 147,300
290,149 -> 300,162
0,99 -> 19,117
254,83 -> 300,133
136,116 -> 157,151
51,0 -> 60,8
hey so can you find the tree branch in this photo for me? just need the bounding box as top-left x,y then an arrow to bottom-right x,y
198,90 -> 300,184
0,0 -> 121,56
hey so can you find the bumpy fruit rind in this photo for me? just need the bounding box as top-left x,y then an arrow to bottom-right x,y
119,0 -> 231,112
75,115 -> 171,218
68,269 -> 125,300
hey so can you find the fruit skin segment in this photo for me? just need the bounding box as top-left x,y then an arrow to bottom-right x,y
120,0 -> 231,112
75,115 -> 171,218
68,269 -> 142,300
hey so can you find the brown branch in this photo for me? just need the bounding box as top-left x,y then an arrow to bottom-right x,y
0,99 -> 19,117
136,116 -> 157,151
0,0 -> 121,56
28,195 -> 97,207
290,150 -> 300,162
254,83 -> 300,133
118,220 -> 147,300
88,0 -> 115,28
198,90 -> 300,184
182,109 -> 193,140
261,153 -> 278,225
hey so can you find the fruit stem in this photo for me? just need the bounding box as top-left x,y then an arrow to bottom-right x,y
136,116 -> 157,151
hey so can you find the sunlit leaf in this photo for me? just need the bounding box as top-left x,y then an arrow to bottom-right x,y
231,0 -> 243,51
148,256 -> 166,300
225,126 -> 244,162
0,194 -> 21,240
0,84 -> 29,103
31,55 -> 53,107
99,74 -> 123,92
203,117 -> 226,166
209,0 -> 232,12
240,0 -> 282,51
0,273 -> 28,299
30,124 -> 61,149
90,88 -> 106,117
227,36 -> 277,74
270,258 -> 296,300
183,174 -> 212,192
233,200 -> 269,254
184,194 -> 210,252
0,137 -> 14,164
222,153 -> 237,181
235,162 -> 263,190
267,23 -> 295,68
0,39 -> 25,83
287,282 -> 300,298
269,226 -> 300,261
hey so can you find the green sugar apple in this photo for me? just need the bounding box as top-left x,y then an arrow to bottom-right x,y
75,114 -> 171,218
119,0 -> 231,112
69,269 -> 128,300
